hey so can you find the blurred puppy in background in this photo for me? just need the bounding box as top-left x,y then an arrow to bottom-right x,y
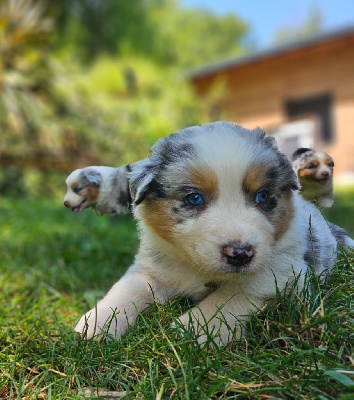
292,148 -> 334,207
64,166 -> 132,216
74,122 -> 353,345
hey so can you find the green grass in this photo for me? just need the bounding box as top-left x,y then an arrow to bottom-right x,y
323,185 -> 354,237
0,195 -> 353,399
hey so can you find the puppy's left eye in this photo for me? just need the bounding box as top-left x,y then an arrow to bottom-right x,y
256,190 -> 268,204
255,189 -> 277,212
185,193 -> 204,206
74,187 -> 81,194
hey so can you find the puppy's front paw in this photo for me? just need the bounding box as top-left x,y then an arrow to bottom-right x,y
173,311 -> 212,346
176,311 -> 193,329
318,196 -> 334,208
174,309 -> 241,347
75,307 -> 127,340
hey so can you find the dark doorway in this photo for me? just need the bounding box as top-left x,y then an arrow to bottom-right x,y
285,93 -> 334,143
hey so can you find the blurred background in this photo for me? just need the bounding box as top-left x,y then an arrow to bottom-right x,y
0,0 -> 354,199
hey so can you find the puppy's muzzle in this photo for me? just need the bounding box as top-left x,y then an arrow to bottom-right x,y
222,242 -> 254,268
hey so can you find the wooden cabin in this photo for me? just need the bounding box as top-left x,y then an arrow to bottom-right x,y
189,26 -> 354,183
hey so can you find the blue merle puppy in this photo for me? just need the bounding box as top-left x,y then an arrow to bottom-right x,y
75,122 -> 353,345
292,148 -> 334,207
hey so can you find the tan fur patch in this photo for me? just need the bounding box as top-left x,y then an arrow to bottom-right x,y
273,192 -> 294,241
243,163 -> 267,193
244,163 -> 294,241
81,186 -> 99,202
190,167 -> 218,198
71,182 -> 78,191
299,159 -> 319,178
142,200 -> 174,244
299,168 -> 316,178
324,158 -> 334,167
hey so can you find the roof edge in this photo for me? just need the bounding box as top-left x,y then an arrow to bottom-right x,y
187,25 -> 354,80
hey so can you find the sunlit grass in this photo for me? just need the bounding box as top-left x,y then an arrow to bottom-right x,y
0,196 -> 353,399
323,185 -> 354,237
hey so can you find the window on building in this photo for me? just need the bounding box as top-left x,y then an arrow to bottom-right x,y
285,93 -> 334,143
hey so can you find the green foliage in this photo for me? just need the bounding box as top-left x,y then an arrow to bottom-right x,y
0,0 -> 53,159
71,55 -> 216,165
143,1 -> 249,67
0,0 -> 119,173
1,0 -> 243,196
49,0 -> 158,62
50,0 -> 250,67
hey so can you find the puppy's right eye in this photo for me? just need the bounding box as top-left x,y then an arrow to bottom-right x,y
256,190 -> 268,204
185,193 -> 204,206
308,163 -> 317,169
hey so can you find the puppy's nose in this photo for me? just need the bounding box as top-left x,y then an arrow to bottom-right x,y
222,242 -> 254,267
64,200 -> 70,208
321,171 -> 329,177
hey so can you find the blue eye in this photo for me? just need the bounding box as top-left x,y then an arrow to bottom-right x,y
186,193 -> 204,206
256,190 -> 268,204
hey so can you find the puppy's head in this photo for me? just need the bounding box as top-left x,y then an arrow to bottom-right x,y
130,122 -> 299,277
64,168 -> 101,213
292,148 -> 334,187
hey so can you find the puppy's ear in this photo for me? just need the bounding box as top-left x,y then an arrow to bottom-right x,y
291,148 -> 312,161
81,169 -> 101,188
128,159 -> 158,206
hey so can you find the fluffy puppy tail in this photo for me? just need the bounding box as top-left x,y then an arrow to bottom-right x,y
343,236 -> 354,252
327,222 -> 354,253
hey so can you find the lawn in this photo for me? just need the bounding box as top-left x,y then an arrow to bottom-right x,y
0,191 -> 353,399
322,185 -> 354,237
